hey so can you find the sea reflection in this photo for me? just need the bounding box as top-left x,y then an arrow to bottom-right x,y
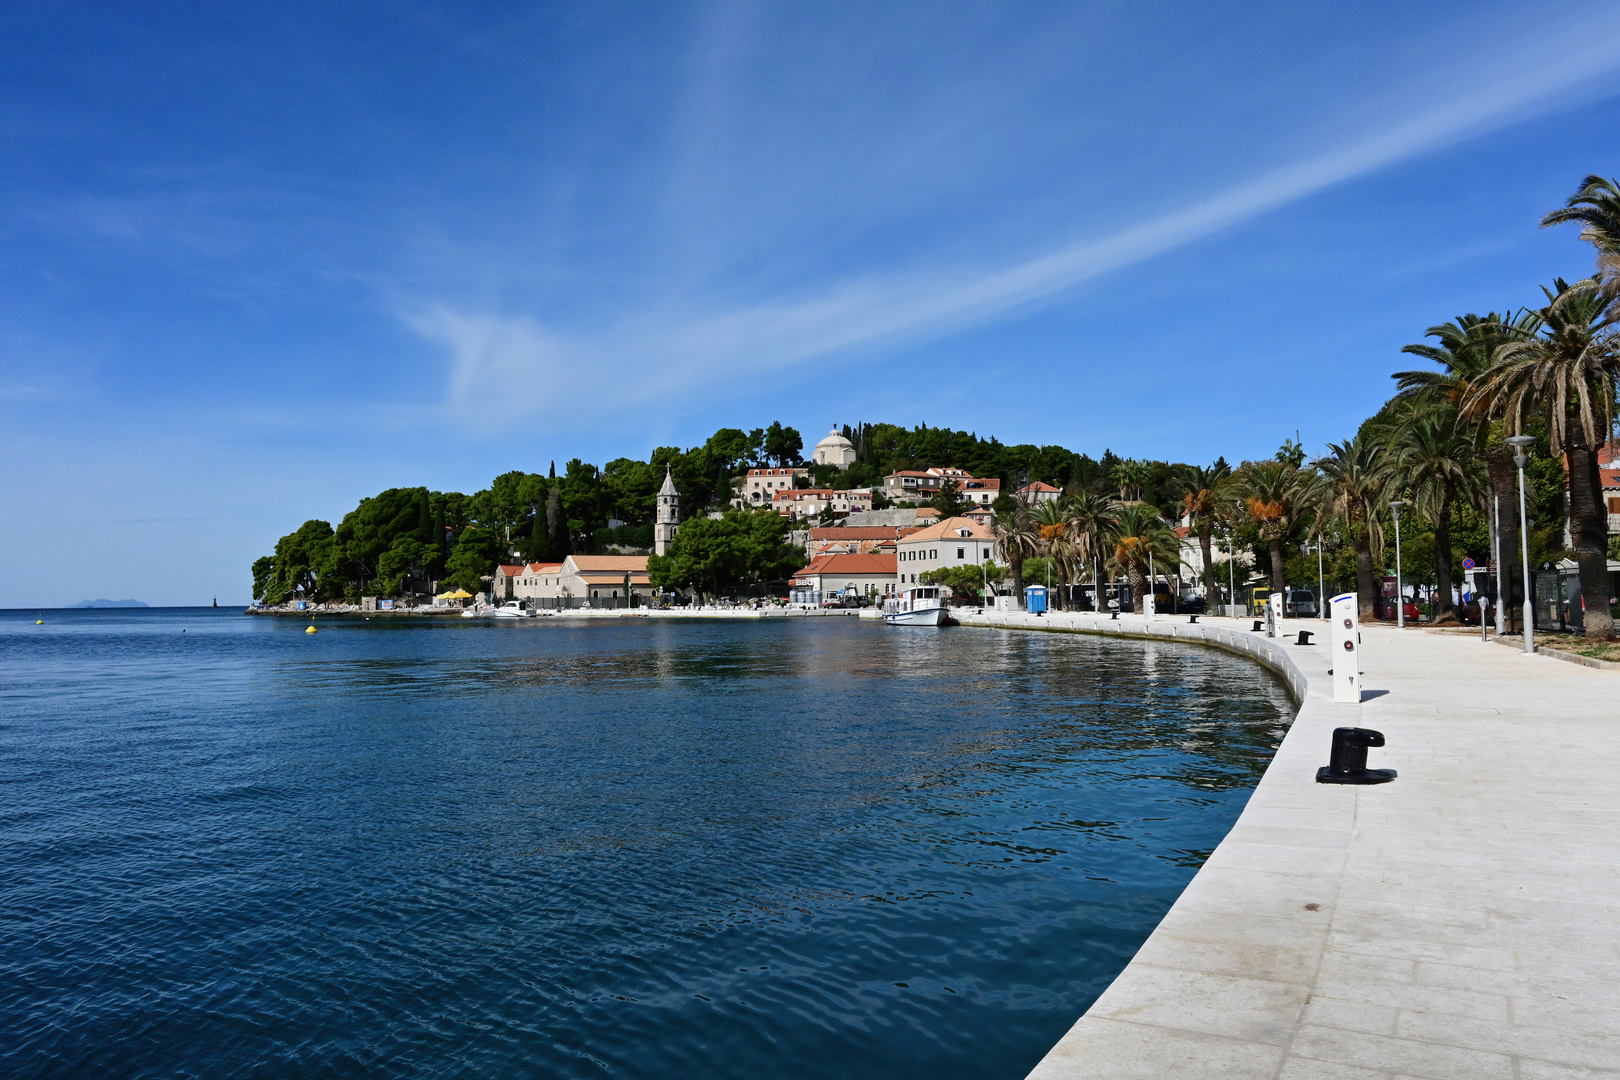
0,609 -> 1293,1080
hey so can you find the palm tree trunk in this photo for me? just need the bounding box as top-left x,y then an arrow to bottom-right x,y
1010,554 -> 1025,602
1128,566 -> 1145,613
1267,537 -> 1285,594
1353,528 -> 1376,623
1433,493 -> 1456,624
1487,451 -> 1523,632
1567,443 -> 1616,639
1198,524 -> 1216,612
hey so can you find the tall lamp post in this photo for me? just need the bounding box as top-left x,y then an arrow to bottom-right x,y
1225,524 -> 1237,618
1505,435 -> 1536,654
1311,533 -> 1325,619
1389,499 -> 1407,629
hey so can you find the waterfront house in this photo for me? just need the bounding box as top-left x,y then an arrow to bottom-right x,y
511,562 -> 564,600
491,563 -> 526,600
894,517 -> 997,587
518,555 -> 655,603
791,552 -> 898,599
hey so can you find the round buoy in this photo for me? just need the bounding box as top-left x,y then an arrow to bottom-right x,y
306,625 -> 318,634
35,619 -> 43,625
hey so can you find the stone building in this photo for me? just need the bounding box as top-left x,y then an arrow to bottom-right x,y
655,465 -> 680,556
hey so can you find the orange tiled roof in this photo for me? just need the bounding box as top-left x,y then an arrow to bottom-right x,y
898,516 -> 995,542
796,552 -> 898,576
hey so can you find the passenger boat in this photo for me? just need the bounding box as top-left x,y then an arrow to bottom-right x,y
883,586 -> 949,626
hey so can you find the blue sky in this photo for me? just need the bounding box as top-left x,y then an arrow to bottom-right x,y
3,0 -> 1620,606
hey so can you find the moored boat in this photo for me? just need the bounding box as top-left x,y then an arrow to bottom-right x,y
883,586 -> 949,626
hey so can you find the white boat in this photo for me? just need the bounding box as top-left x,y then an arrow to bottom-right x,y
460,601 -> 534,619
883,586 -> 949,626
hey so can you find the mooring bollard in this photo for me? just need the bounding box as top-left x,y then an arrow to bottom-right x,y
1251,620 -> 1264,631
1188,614 -> 1199,624
1295,630 -> 1314,645
1316,727 -> 1396,785
1110,610 -> 1119,620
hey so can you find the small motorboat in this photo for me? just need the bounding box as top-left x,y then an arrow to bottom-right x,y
883,586 -> 949,626
460,601 -> 534,619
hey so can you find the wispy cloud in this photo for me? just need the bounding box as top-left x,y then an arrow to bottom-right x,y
408,12 -> 1620,428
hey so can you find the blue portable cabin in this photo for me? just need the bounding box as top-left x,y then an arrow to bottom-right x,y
1024,585 -> 1047,614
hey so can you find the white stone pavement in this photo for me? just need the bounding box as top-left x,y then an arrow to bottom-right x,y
953,611 -> 1620,1080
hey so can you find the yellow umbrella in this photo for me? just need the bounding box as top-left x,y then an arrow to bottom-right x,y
439,589 -> 473,599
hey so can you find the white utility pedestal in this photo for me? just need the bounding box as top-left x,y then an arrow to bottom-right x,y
1330,591 -> 1359,703
1267,592 -> 1284,638
1143,591 -> 1156,621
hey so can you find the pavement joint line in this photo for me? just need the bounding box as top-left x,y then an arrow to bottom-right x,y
951,611 -> 1620,1079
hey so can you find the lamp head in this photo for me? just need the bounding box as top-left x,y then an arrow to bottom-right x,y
1389,499 -> 1406,516
1504,435 -> 1535,449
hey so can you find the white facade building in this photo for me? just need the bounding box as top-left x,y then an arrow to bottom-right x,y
893,517 -> 998,587
736,467 -> 808,508
813,428 -> 858,468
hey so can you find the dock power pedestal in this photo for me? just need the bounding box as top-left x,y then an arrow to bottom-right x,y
1330,591 -> 1359,704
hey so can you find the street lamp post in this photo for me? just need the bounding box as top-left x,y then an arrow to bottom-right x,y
1389,500 -> 1407,629
1505,435 -> 1536,654
1492,494 -> 1505,636
1225,525 -> 1237,618
1313,533 -> 1325,620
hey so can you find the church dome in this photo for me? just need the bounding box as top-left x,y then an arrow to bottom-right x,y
813,428 -> 858,468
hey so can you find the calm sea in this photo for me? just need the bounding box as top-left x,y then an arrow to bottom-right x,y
0,608 -> 1292,1079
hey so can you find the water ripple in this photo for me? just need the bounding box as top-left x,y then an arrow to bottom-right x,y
0,609 -> 1292,1079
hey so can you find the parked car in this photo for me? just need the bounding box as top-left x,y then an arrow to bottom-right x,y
1373,595 -> 1420,622
1286,589 -> 1317,618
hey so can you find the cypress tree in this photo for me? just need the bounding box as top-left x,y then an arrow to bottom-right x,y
546,489 -> 570,557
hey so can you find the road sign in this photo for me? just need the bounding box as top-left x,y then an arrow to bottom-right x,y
1462,557 -> 1475,570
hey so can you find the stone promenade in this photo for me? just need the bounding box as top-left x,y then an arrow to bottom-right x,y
955,611 -> 1620,1079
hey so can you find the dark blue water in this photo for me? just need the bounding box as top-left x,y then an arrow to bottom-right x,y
0,608 -> 1292,1079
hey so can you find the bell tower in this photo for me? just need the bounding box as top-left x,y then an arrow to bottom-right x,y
655,466 -> 680,556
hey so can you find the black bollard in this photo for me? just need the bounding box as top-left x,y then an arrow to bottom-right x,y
1252,620 -> 1264,631
1316,727 -> 1396,785
1188,614 -> 1199,624
1295,630 -> 1314,645
1110,610 -> 1119,620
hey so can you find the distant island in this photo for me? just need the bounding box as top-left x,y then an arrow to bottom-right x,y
70,599 -> 149,608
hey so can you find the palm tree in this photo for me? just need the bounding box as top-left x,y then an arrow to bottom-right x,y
1030,500 -> 1074,607
1311,433 -> 1385,623
1063,490 -> 1120,612
1232,459 -> 1304,594
1542,175 -> 1620,299
1110,459 -> 1150,502
1379,405 -> 1487,624
1394,311 -> 1541,629
1467,278 -> 1620,639
1108,503 -> 1179,613
993,505 -> 1041,604
1173,460 -> 1231,614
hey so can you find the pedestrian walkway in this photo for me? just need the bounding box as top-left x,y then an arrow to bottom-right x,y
957,611 -> 1620,1079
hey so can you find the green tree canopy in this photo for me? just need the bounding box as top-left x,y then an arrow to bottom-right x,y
646,509 -> 804,596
